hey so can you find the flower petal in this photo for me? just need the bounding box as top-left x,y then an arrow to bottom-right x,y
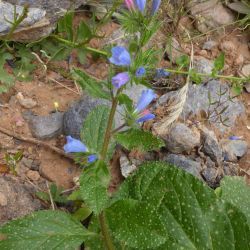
135,89 -> 156,112
87,154 -> 97,163
151,0 -> 161,15
135,0 -> 146,12
125,0 -> 134,10
155,68 -> 170,78
137,113 -> 155,123
64,136 -> 87,153
109,46 -> 131,66
112,72 -> 130,89
136,66 -> 146,77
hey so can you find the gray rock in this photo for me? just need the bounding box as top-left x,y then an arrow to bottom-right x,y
63,95 -> 108,139
201,167 -> 219,188
157,80 -> 245,132
1,0 -> 87,41
164,154 -> 202,178
120,154 -> 137,178
221,139 -> 248,162
24,111 -> 64,139
201,128 -> 222,164
187,0 -> 235,33
202,40 -> 218,51
163,123 -> 200,154
193,56 -> 214,80
0,176 -> 41,225
223,161 -> 239,176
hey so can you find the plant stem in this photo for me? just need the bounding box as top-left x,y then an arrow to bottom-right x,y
99,212 -> 115,250
165,68 -> 249,82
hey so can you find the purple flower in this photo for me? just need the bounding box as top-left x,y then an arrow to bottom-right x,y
137,110 -> 155,122
155,68 -> 170,78
135,0 -> 146,12
135,89 -> 156,112
88,154 -> 98,163
136,67 -> 146,77
229,136 -> 241,140
64,136 -> 87,153
64,136 -> 97,163
125,0 -> 134,10
109,46 -> 131,66
151,0 -> 161,15
112,72 -> 130,89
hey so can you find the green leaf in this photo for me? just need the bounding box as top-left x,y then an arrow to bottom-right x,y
80,160 -> 110,214
81,105 -> 111,154
118,93 -> 133,112
212,53 -> 225,76
105,199 -> 167,249
176,55 -> 190,68
115,129 -> 164,152
220,176 -> 250,225
112,162 -> 250,249
189,68 -> 202,84
0,210 -> 95,250
76,21 -> 92,42
72,68 -> 110,100
72,205 -> 92,221
57,11 -> 74,41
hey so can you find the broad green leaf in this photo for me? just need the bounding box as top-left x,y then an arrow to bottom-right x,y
118,93 -> 133,112
81,105 -> 111,154
176,55 -> 190,68
212,53 -> 225,76
57,11 -> 74,41
72,68 -> 110,100
106,199 -> 167,249
220,176 -> 250,225
115,129 -> 164,152
112,162 -> 250,249
80,160 -> 110,214
76,21 -> 92,42
0,210 -> 95,250
72,205 -> 92,221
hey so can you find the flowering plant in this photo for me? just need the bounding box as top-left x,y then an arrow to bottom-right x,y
1,1 -> 250,250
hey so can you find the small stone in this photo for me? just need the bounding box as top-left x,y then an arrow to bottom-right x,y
26,170 -> 40,181
220,41 -> 237,54
16,92 -> 37,109
16,164 -> 29,178
202,40 -> 218,50
120,154 -> 137,178
0,192 -> 7,207
241,64 -> 250,77
223,162 -> 239,176
245,83 -> 250,93
198,50 -> 208,57
20,157 -> 33,169
24,111 -> 64,139
201,167 -> 219,188
162,123 -> 200,154
193,56 -> 214,76
221,139 -> 248,162
235,54 -> 244,65
164,154 -> 202,178
201,127 -> 222,164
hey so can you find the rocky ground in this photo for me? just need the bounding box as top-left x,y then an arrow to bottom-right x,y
0,0 -> 249,224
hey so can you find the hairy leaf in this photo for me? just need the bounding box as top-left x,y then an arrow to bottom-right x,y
72,68 -> 110,100
80,160 -> 110,214
115,129 -> 164,152
81,105 -> 111,154
0,210 -> 95,250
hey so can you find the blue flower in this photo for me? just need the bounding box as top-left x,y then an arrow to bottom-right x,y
151,0 -> 161,15
137,111 -> 155,123
135,89 -> 156,112
229,135 -> 241,140
112,72 -> 130,89
135,0 -> 146,12
64,136 -> 97,163
109,46 -> 131,66
88,154 -> 98,163
136,67 -> 146,77
64,136 -> 87,153
155,68 -> 170,78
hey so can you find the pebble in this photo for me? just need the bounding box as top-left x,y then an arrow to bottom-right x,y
202,40 -> 218,51
26,170 -> 40,181
221,139 -> 248,162
162,123 -> 200,154
120,154 -> 137,178
0,192 -> 7,206
220,41 -> 237,54
16,92 -> 37,109
241,64 -> 250,77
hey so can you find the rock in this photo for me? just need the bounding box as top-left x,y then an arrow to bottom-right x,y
16,163 -> 29,179
156,80 -> 245,132
235,54 -> 244,66
223,161 -> 239,176
120,154 -> 137,178
164,154 -> 202,178
101,28 -> 129,47
201,128 -> 222,164
193,56 -> 214,80
241,64 -> 250,77
201,167 -> 219,188
202,40 -> 218,51
26,170 -> 40,181
165,37 -> 184,63
162,123 -> 200,153
1,0 -> 87,42
20,157 -> 33,169
0,192 -> 8,207
245,83 -> 250,93
24,111 -> 64,139
16,92 -> 37,109
220,41 -> 237,55
0,176 -> 41,224
187,0 -> 235,33
63,95 -> 108,139
221,139 -> 248,162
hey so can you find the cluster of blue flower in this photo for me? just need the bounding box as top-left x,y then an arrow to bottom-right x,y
125,0 -> 161,15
